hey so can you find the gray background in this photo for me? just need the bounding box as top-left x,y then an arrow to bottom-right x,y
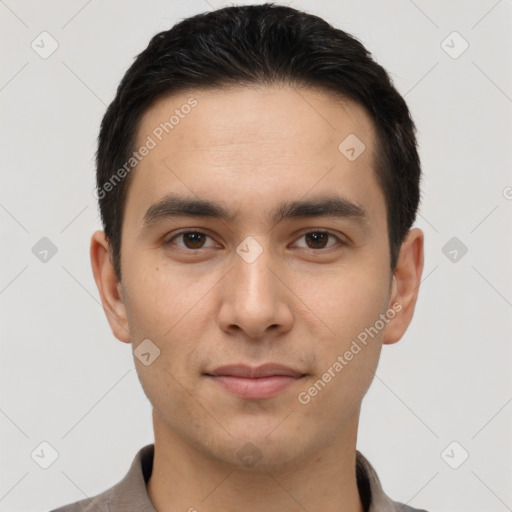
1,1 -> 511,511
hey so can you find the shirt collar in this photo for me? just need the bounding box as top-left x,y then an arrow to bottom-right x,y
106,444 -> 406,512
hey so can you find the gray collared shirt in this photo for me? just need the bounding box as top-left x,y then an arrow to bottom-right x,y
50,444 -> 429,512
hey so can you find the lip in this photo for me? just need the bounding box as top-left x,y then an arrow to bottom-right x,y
207,363 -> 304,378
205,364 -> 306,399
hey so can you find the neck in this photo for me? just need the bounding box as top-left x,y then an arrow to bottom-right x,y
147,409 -> 364,512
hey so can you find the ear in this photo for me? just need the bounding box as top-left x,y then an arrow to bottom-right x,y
382,227 -> 424,345
90,230 -> 131,343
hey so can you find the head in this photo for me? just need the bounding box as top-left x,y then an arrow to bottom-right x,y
91,3 -> 424,470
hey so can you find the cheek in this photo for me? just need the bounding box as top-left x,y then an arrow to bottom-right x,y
133,356 -> 209,439
292,255 -> 390,403
123,257 -> 195,339
295,259 -> 390,340
123,262 -> 212,379
125,272 -> 204,414
295,274 -> 387,420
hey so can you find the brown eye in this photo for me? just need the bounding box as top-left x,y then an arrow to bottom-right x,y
305,232 -> 329,249
295,231 -> 341,250
168,231 -> 215,250
182,232 -> 206,249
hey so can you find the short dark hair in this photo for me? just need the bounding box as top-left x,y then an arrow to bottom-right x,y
96,3 -> 421,282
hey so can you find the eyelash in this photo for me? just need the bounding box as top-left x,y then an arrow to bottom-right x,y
165,229 -> 346,252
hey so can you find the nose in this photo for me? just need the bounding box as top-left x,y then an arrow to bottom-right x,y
217,241 -> 293,340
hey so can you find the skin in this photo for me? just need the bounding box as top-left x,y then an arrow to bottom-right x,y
90,85 -> 424,512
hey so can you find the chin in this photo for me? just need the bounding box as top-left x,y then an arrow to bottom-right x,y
207,423 -> 317,471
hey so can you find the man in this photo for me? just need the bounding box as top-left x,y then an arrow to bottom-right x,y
52,3 -> 427,511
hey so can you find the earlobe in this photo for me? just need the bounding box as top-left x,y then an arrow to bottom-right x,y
90,230 -> 131,343
382,228 -> 424,345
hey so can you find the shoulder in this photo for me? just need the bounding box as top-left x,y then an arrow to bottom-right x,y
356,450 -> 432,512
49,444 -> 155,512
49,486 -> 112,512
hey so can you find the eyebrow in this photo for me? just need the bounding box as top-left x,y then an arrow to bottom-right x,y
142,194 -> 369,228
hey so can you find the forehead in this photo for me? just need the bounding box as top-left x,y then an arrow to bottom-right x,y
125,85 -> 384,228
137,85 -> 376,155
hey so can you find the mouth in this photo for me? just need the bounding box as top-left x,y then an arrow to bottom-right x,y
204,363 -> 306,400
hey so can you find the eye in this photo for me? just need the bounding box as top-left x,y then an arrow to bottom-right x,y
293,231 -> 343,250
167,231 -> 216,250
165,230 -> 345,252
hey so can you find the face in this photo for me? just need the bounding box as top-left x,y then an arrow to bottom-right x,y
92,85 -> 423,470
